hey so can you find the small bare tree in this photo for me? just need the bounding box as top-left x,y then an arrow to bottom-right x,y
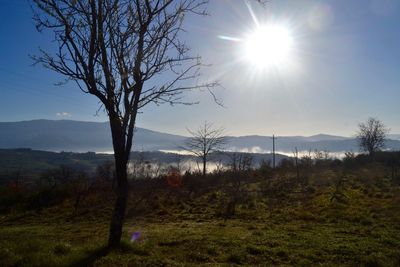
31,0 -> 216,248
357,117 -> 389,155
184,121 -> 225,176
229,152 -> 253,172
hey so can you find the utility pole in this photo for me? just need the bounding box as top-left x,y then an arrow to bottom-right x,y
272,134 -> 276,169
294,147 -> 299,181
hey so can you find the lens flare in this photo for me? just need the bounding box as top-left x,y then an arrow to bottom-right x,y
165,167 -> 182,188
130,231 -> 141,242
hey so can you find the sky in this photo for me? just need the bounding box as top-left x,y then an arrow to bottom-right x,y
0,0 -> 399,137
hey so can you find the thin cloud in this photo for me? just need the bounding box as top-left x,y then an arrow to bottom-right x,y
56,112 -> 72,117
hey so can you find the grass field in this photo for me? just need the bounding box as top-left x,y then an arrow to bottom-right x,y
1,176 -> 400,267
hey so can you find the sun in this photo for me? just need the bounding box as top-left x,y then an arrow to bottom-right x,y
244,24 -> 293,69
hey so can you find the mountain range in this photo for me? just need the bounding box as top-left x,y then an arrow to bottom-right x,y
1,119 -> 400,154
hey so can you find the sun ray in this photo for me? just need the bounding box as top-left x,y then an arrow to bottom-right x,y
245,0 -> 260,27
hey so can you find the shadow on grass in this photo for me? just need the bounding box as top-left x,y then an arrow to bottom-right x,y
70,246 -> 110,267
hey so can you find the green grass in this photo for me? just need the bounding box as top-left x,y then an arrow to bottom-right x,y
1,218 -> 400,266
1,182 -> 400,266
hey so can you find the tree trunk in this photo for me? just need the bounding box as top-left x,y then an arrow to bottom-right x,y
202,156 -> 207,176
108,158 -> 128,248
107,117 -> 129,248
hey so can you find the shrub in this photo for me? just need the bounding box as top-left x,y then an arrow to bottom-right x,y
53,242 -> 72,255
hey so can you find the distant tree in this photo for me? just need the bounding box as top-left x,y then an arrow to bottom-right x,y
95,161 -> 115,189
229,152 -> 253,172
72,173 -> 93,217
184,122 -> 225,176
357,118 -> 389,155
31,0 -> 217,248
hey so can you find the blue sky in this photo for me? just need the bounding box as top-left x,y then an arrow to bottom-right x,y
0,0 -> 399,136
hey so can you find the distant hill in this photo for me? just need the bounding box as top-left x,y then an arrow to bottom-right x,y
0,120 -> 184,152
1,119 -> 400,153
388,134 -> 400,141
0,148 -> 112,173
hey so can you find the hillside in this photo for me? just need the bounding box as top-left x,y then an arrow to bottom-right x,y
0,120 -> 184,152
2,120 -> 400,153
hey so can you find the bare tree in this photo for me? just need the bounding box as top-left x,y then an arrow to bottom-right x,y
357,117 -> 389,155
229,152 -> 253,172
31,0 -> 216,248
184,121 -> 225,176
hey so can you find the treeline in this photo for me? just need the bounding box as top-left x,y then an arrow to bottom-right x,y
0,149 -> 286,185
1,151 -> 399,221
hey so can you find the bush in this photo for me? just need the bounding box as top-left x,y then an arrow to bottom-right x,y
53,242 -> 72,255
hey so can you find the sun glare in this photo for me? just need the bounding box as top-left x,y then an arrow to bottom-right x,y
244,24 -> 293,69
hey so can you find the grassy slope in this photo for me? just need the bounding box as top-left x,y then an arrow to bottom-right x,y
1,180 -> 400,266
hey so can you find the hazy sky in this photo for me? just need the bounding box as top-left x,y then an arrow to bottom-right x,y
0,0 -> 399,137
